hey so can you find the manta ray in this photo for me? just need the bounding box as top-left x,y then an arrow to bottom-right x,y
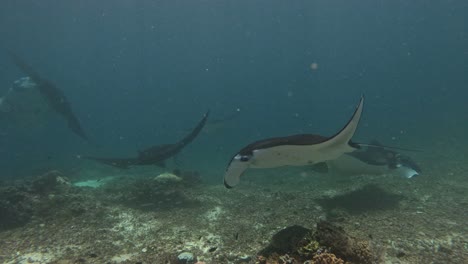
84,111 -> 209,169
223,97 -> 364,188
8,51 -> 89,141
312,140 -> 421,178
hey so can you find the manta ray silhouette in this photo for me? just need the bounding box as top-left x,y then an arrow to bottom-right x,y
84,111 -> 209,169
8,51 -> 90,141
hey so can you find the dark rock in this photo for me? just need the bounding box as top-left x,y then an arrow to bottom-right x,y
272,225 -> 311,253
208,246 -> 217,252
31,170 -> 70,194
259,225 -> 311,256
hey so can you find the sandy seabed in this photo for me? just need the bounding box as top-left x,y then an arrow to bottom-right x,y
0,156 -> 467,264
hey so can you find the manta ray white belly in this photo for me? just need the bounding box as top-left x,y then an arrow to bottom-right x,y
250,143 -> 356,168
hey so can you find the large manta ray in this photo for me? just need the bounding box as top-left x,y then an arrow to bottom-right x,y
84,111 -> 209,169
223,97 -> 364,188
8,52 -> 89,141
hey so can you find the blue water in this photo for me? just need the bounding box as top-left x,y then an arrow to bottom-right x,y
0,0 -> 467,181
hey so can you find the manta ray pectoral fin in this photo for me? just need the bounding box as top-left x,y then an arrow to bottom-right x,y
224,155 -> 251,188
318,96 -> 364,153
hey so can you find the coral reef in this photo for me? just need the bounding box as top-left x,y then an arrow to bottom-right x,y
315,221 -> 373,264
311,253 -> 344,264
256,221 -> 373,264
297,235 -> 321,258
